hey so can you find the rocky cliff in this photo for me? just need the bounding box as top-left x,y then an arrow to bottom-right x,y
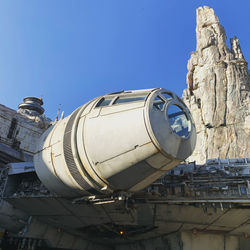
183,6 -> 250,164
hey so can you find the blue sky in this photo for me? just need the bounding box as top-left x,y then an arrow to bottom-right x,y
0,1 -> 249,118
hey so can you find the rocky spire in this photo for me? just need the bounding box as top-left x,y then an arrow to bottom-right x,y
183,6 -> 250,164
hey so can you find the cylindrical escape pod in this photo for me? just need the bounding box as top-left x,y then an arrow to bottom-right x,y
34,88 -> 196,197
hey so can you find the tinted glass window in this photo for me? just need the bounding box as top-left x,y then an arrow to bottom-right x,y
153,96 -> 165,111
95,98 -> 113,107
161,92 -> 173,100
114,95 -> 147,104
168,105 -> 190,138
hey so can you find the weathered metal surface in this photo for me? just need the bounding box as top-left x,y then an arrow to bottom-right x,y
3,158 -> 250,246
34,88 -> 196,197
18,97 -> 45,115
7,162 -> 35,175
0,103 -> 49,155
146,158 -> 250,201
1,93 -> 250,250
0,143 -> 33,167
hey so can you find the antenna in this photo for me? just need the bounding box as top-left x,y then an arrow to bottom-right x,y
56,104 -> 61,121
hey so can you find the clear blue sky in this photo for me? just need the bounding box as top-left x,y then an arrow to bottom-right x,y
0,0 -> 249,118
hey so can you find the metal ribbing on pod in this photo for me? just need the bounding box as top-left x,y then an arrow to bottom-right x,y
63,107 -> 101,195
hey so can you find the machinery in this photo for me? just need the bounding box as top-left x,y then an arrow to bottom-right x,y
0,88 -> 199,249
34,88 -> 196,197
1,89 -> 250,250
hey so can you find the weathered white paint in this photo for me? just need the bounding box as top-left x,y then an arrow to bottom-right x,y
34,88 -> 196,196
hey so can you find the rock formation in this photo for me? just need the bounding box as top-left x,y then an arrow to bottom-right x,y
183,6 -> 250,164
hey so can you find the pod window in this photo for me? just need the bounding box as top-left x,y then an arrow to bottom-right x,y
167,105 -> 190,138
113,95 -> 147,105
153,96 -> 165,111
161,92 -> 173,100
95,98 -> 113,107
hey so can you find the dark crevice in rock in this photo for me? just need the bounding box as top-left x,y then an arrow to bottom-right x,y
213,73 -> 217,121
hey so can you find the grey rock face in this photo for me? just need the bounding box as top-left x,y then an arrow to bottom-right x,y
183,6 -> 250,164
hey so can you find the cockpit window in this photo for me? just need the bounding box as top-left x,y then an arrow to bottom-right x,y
113,95 -> 147,105
161,92 -> 173,100
95,98 -> 113,107
153,96 -> 165,111
168,105 -> 190,138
